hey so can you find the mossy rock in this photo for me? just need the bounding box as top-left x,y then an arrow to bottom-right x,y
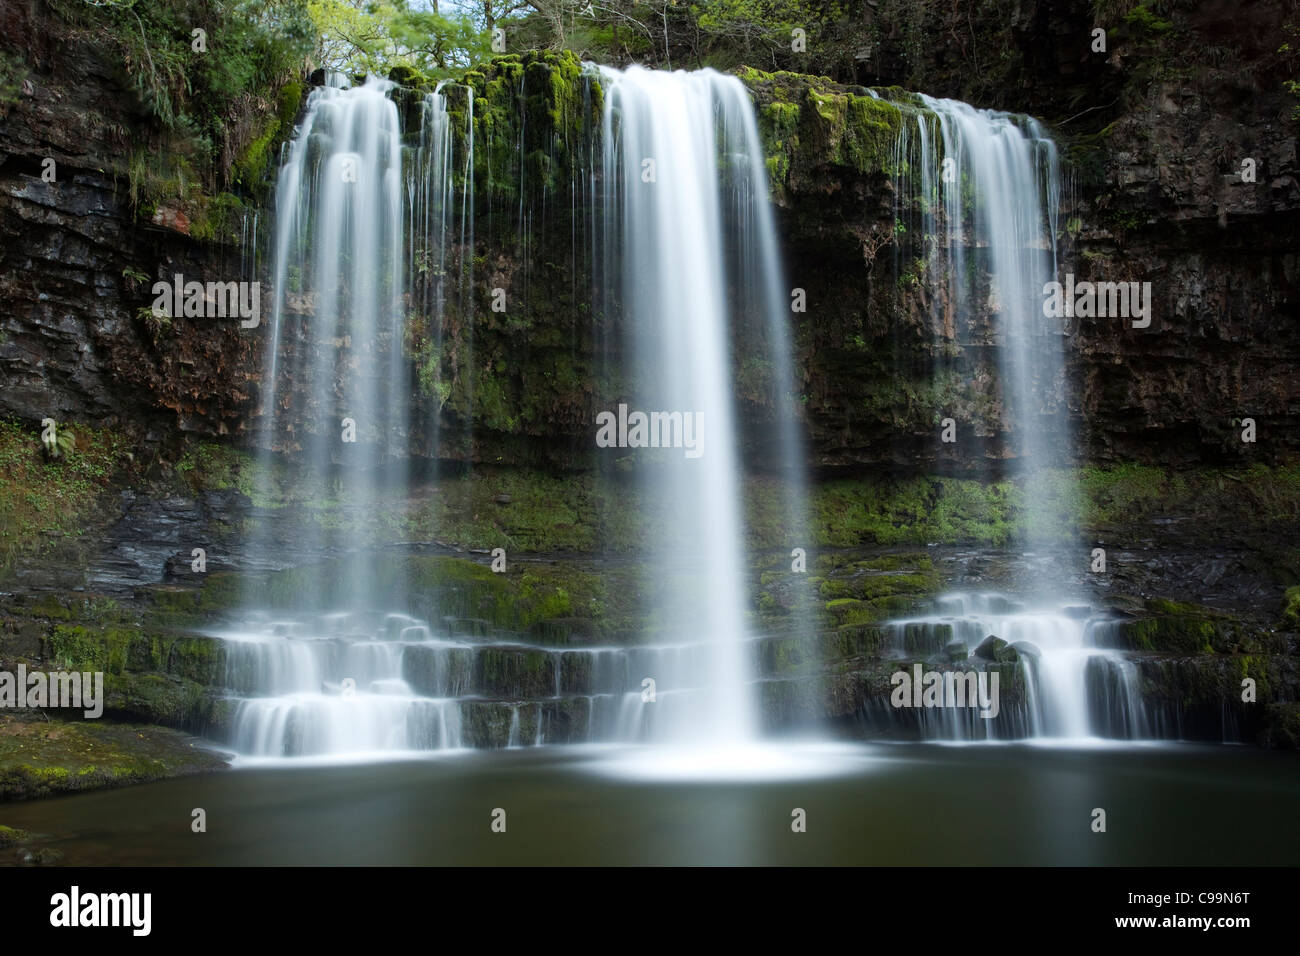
1261,701 -> 1300,749
821,624 -> 886,661
458,700 -> 539,748
1282,586 -> 1300,630
45,623 -> 225,684
105,673 -> 215,727
1119,599 -> 1281,655
0,824 -> 30,846
0,715 -> 227,801
752,634 -> 818,677
476,645 -> 556,698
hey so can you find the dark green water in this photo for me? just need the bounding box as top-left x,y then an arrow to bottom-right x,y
3,742 -> 1297,865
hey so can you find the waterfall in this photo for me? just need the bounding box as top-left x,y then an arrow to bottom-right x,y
595,65 -> 808,746
225,62 -> 1159,759
254,76 -> 409,610
231,65 -> 812,759
919,96 -> 1067,547
880,594 -> 1148,741
232,77 -> 476,757
408,81 -> 474,459
875,99 -> 1151,742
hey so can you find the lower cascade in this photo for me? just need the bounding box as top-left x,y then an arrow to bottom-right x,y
876,593 -> 1154,742
216,611 -> 790,756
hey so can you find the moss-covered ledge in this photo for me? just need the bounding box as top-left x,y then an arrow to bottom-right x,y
0,713 -> 227,802
1113,598 -> 1289,656
736,66 -> 914,200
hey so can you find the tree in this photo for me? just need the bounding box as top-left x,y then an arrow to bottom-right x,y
308,0 -> 491,75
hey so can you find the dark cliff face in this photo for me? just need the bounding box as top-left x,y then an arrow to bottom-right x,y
1,1 -> 1296,474
756,0 -> 1300,472
0,0 -> 262,447
1067,79 -> 1299,465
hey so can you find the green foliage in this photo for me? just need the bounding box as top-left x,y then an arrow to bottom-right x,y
1281,23 -> 1300,120
188,191 -> 249,242
1122,3 -> 1175,39
50,426 -> 77,460
308,0 -> 490,76
1282,586 -> 1300,629
51,0 -> 312,214
0,49 -> 26,111
58,0 -> 311,131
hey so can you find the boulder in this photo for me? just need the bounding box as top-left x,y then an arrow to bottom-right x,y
973,634 -> 1008,661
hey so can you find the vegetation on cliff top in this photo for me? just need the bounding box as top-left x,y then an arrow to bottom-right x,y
50,0 -> 312,193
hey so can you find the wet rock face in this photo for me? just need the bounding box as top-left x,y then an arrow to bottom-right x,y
0,6 -> 256,444
752,0 -> 1300,472
1,4 -> 1296,474
1059,1 -> 1300,466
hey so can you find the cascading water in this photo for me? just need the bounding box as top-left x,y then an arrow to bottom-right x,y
880,98 -> 1146,741
594,65 -> 808,747
880,594 -> 1150,741
225,66 -> 811,760
230,78 -> 477,758
221,63 -> 1153,760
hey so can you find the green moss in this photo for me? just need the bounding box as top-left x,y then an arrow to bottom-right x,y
189,191 -> 247,243
0,419 -> 130,580
0,824 -> 30,846
1121,599 -> 1281,655
805,88 -> 904,175
175,441 -> 290,508
44,622 -> 225,685
758,100 -> 801,182
0,715 -> 226,800
388,65 -> 429,90
105,673 -> 211,726
459,51 -> 599,207
1123,4 -> 1175,39
1262,702 -> 1300,749
230,80 -> 304,194
1282,586 -> 1300,629
211,555 -> 635,638
809,476 -> 1019,547
1125,616 -> 1217,654
48,624 -> 131,674
28,594 -> 73,620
